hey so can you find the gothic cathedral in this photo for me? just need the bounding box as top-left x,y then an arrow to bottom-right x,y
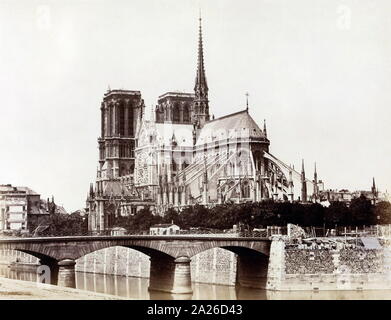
87,17 -> 321,232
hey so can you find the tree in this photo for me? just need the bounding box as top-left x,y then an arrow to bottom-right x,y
39,212 -> 87,236
374,201 -> 391,224
325,201 -> 350,227
179,205 -> 210,229
163,208 -> 180,225
114,208 -> 163,233
349,195 -> 374,226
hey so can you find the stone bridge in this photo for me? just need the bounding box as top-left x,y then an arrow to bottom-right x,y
0,235 -> 272,294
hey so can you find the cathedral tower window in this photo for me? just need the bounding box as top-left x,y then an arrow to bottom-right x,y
101,107 -> 105,137
183,105 -> 190,122
119,104 -> 125,136
109,106 -> 114,136
173,103 -> 180,122
128,105 -> 134,136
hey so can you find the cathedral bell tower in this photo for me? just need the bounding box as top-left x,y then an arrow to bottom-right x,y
193,14 -> 210,129
98,89 -> 144,180
88,89 -> 145,233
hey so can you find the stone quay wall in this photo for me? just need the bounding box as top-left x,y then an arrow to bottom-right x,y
268,237 -> 391,291
0,249 -> 39,265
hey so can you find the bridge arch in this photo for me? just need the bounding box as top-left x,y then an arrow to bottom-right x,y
10,249 -> 60,285
68,240 -> 179,261
182,240 -> 270,258
0,242 -> 61,261
189,244 -> 270,290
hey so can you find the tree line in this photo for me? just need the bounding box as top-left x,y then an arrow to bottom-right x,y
114,195 -> 391,233
22,195 -> 391,236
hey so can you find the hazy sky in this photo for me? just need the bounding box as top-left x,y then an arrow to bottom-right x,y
0,0 -> 390,211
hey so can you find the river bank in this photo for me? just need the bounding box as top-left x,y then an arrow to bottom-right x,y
0,276 -> 123,300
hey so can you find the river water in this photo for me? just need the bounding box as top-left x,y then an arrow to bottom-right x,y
1,266 -> 391,299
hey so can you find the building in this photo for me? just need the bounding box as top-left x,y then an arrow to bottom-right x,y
0,184 -> 43,232
87,17 -> 322,232
319,178 -> 386,205
149,223 -> 180,236
110,227 -> 127,236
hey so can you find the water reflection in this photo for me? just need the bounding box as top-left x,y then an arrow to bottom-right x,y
2,266 -> 391,300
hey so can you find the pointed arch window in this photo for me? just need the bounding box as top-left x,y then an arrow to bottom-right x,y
183,105 -> 190,122
119,104 -> 125,136
128,106 -> 134,136
242,181 -> 251,198
173,104 -> 180,122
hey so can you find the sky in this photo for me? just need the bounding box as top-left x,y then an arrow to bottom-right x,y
0,0 -> 390,212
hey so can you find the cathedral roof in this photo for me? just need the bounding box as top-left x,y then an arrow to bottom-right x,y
137,120 -> 194,149
155,123 -> 194,148
196,109 -> 266,145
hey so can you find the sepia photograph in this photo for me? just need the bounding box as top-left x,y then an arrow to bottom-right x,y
0,0 -> 391,309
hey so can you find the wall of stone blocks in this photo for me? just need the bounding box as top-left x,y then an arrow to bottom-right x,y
270,238 -> 391,291
285,248 -> 384,275
191,248 -> 237,285
0,249 -> 39,265
75,246 -> 237,285
76,247 -> 150,278
265,238 -> 285,290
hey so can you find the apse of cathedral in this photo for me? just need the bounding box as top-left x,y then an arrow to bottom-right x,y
87,17 -> 321,232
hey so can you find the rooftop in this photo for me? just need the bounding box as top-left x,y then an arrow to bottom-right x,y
196,109 -> 267,145
104,89 -> 141,97
158,92 -> 195,100
0,184 -> 39,195
150,223 -> 178,228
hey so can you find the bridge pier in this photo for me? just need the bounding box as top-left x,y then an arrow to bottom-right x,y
236,252 -> 269,289
149,256 -> 192,294
57,259 -> 76,288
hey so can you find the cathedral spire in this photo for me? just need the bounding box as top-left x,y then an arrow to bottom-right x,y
301,159 -> 307,202
313,162 -> 318,201
193,13 -> 209,128
372,177 -> 377,195
263,119 -> 267,138
195,13 -> 208,93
